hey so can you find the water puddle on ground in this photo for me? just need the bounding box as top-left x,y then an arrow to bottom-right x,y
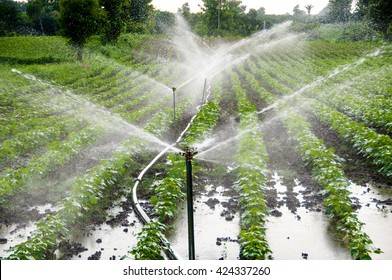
69,197 -> 142,260
168,185 -> 240,260
0,202 -> 62,258
266,173 -> 351,260
0,222 -> 36,258
68,219 -> 141,260
349,183 -> 392,260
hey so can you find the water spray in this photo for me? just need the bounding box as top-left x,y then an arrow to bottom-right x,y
201,78 -> 207,103
180,146 -> 198,260
131,78 -> 212,260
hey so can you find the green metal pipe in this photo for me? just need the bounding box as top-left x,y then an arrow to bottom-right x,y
184,147 -> 196,260
172,87 -> 176,122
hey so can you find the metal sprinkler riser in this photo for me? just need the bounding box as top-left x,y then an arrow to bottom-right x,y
180,146 -> 198,260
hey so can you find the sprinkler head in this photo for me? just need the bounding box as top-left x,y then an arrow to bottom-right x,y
180,147 -> 198,161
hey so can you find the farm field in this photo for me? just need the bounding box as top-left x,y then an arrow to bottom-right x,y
0,22 -> 391,260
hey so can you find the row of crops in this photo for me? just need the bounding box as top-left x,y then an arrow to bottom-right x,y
0,32 -> 391,260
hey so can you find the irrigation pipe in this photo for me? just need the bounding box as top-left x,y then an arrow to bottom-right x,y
131,82 -> 212,260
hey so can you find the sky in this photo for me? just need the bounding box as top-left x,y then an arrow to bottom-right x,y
151,0 -> 331,15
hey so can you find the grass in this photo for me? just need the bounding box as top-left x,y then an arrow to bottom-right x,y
0,36 -> 75,64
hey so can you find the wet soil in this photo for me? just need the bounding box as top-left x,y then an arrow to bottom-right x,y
305,113 -> 392,188
197,162 -> 239,221
58,241 -> 88,260
260,112 -> 324,214
57,195 -> 138,260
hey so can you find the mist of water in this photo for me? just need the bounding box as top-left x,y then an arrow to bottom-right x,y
11,68 -> 176,152
196,45 -> 382,163
256,46 -> 382,115
91,51 -> 173,95
169,15 -> 256,94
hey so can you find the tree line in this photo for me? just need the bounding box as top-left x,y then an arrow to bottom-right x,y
0,0 -> 155,37
293,0 -> 391,40
1,0 -> 391,59
2,1 -> 391,38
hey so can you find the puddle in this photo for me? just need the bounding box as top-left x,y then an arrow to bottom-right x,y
0,222 -> 36,258
0,202 -> 62,258
266,173 -> 351,260
168,185 -> 240,260
0,198 -> 142,260
266,173 -> 392,260
349,183 -> 392,260
68,216 -> 141,260
28,203 -> 63,215
68,197 -> 142,260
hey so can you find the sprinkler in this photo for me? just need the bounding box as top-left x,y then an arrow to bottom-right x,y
172,87 -> 177,122
180,147 -> 198,260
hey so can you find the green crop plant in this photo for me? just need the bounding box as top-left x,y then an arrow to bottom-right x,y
6,215 -> 69,260
131,79 -> 223,259
310,100 -> 392,178
281,110 -> 382,259
231,71 -> 272,260
130,221 -> 166,260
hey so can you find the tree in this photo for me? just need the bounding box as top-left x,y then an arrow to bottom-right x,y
305,4 -> 314,15
293,4 -> 306,21
130,0 -> 152,23
59,0 -> 102,60
327,0 -> 353,22
257,7 -> 265,16
100,0 -> 123,42
26,0 -> 45,34
367,0 -> 392,38
122,0 -> 153,33
353,0 -> 369,20
0,0 -> 24,36
178,2 -> 191,22
201,0 -> 247,35
246,8 -> 259,32
154,10 -> 175,34
26,0 -> 59,35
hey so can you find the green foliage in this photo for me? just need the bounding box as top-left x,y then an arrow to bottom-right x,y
387,22 -> 392,40
59,0 -> 102,59
154,10 -> 175,34
293,4 -> 307,21
312,23 -> 346,42
367,0 -> 392,37
239,226 -> 272,260
230,71 -> 272,260
100,0 -> 123,42
326,0 -> 353,23
341,21 -> 377,41
153,154 -> 186,223
0,0 -> 25,36
7,214 -> 69,260
0,125 -> 104,202
0,36 -> 75,64
282,111 -> 383,259
201,0 -> 249,36
130,221 -> 165,260
291,21 -> 321,33
311,101 -> 392,177
129,0 -> 152,23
